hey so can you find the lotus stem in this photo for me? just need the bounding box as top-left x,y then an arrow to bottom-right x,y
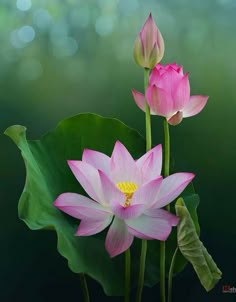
125,249 -> 131,302
79,273 -> 90,302
160,118 -> 170,302
136,68 -> 151,302
168,247 -> 178,302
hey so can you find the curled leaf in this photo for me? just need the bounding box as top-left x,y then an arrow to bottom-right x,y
175,198 -> 222,291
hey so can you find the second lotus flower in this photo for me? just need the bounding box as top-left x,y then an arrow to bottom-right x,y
132,63 -> 208,125
54,141 -> 194,257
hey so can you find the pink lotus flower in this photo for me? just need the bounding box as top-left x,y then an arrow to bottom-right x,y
133,13 -> 164,69
54,141 -> 194,257
132,63 -> 208,125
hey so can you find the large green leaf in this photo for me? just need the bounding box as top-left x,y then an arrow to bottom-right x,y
175,198 -> 222,291
5,113 -> 201,295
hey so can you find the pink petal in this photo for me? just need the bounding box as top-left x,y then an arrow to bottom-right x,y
136,144 -> 162,182
111,203 -> 145,220
164,63 -> 183,75
148,42 -> 159,68
99,169 -> 144,219
177,66 -> 184,75
169,62 -> 179,71
54,193 -> 111,220
105,217 -> 134,257
149,66 -> 161,85
172,72 -> 190,111
98,169 -> 126,205
144,208 -> 179,226
156,64 -> 167,75
152,173 -> 195,208
126,214 -> 172,241
82,149 -> 110,176
140,13 -> 158,59
167,111 -> 183,126
131,89 -> 156,115
110,141 -> 141,184
182,95 -> 208,118
155,27 -> 164,60
157,68 -> 183,96
133,34 -> 145,67
75,215 -> 113,236
146,85 -> 173,117
132,177 -> 163,208
139,152 -> 154,183
142,14 -> 164,63
132,89 -> 145,112
68,160 -> 104,203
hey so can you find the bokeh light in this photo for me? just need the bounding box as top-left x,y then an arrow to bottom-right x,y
18,25 -> 35,43
33,8 -> 52,30
95,15 -> 116,36
16,0 -> 31,11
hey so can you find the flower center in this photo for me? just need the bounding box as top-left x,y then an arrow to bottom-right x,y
116,181 -> 138,207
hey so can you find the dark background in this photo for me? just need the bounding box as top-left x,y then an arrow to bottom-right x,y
1,0 -> 236,301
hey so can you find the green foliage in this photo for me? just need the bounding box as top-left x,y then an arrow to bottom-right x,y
176,198 -> 222,291
5,113 -> 201,295
164,187 -> 200,276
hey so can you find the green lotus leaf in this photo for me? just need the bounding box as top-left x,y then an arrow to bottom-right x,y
165,186 -> 200,275
5,113 -> 201,295
175,198 -> 222,291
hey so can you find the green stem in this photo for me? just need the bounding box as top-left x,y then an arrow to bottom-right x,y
160,119 -> 170,302
168,248 -> 178,302
144,68 -> 152,151
136,240 -> 147,302
163,119 -> 170,178
80,273 -> 90,302
163,118 -> 170,212
160,241 -> 166,302
125,249 -> 131,302
136,68 -> 151,302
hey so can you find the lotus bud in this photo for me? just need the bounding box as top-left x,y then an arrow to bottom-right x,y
133,13 -> 165,69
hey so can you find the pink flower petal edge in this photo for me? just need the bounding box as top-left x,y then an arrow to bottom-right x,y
82,149 -> 111,176
132,177 -> 163,207
110,141 -> 141,184
131,89 -> 156,115
136,144 -> 162,182
153,173 -> 195,208
183,95 -> 209,118
146,85 -> 174,117
132,89 -> 145,112
67,160 -> 104,203
144,208 -> 179,226
111,203 -> 146,220
126,214 -> 172,241
98,169 -> 125,206
105,217 -> 134,257
172,72 -> 190,111
54,193 -> 111,220
75,216 -> 113,236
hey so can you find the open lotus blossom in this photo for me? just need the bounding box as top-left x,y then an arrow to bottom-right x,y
133,13 -> 165,69
132,63 -> 208,125
54,141 -> 194,257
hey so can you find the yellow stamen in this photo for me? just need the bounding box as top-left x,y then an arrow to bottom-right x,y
116,181 -> 138,208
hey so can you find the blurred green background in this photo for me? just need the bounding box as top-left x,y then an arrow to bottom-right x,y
1,0 -> 236,301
